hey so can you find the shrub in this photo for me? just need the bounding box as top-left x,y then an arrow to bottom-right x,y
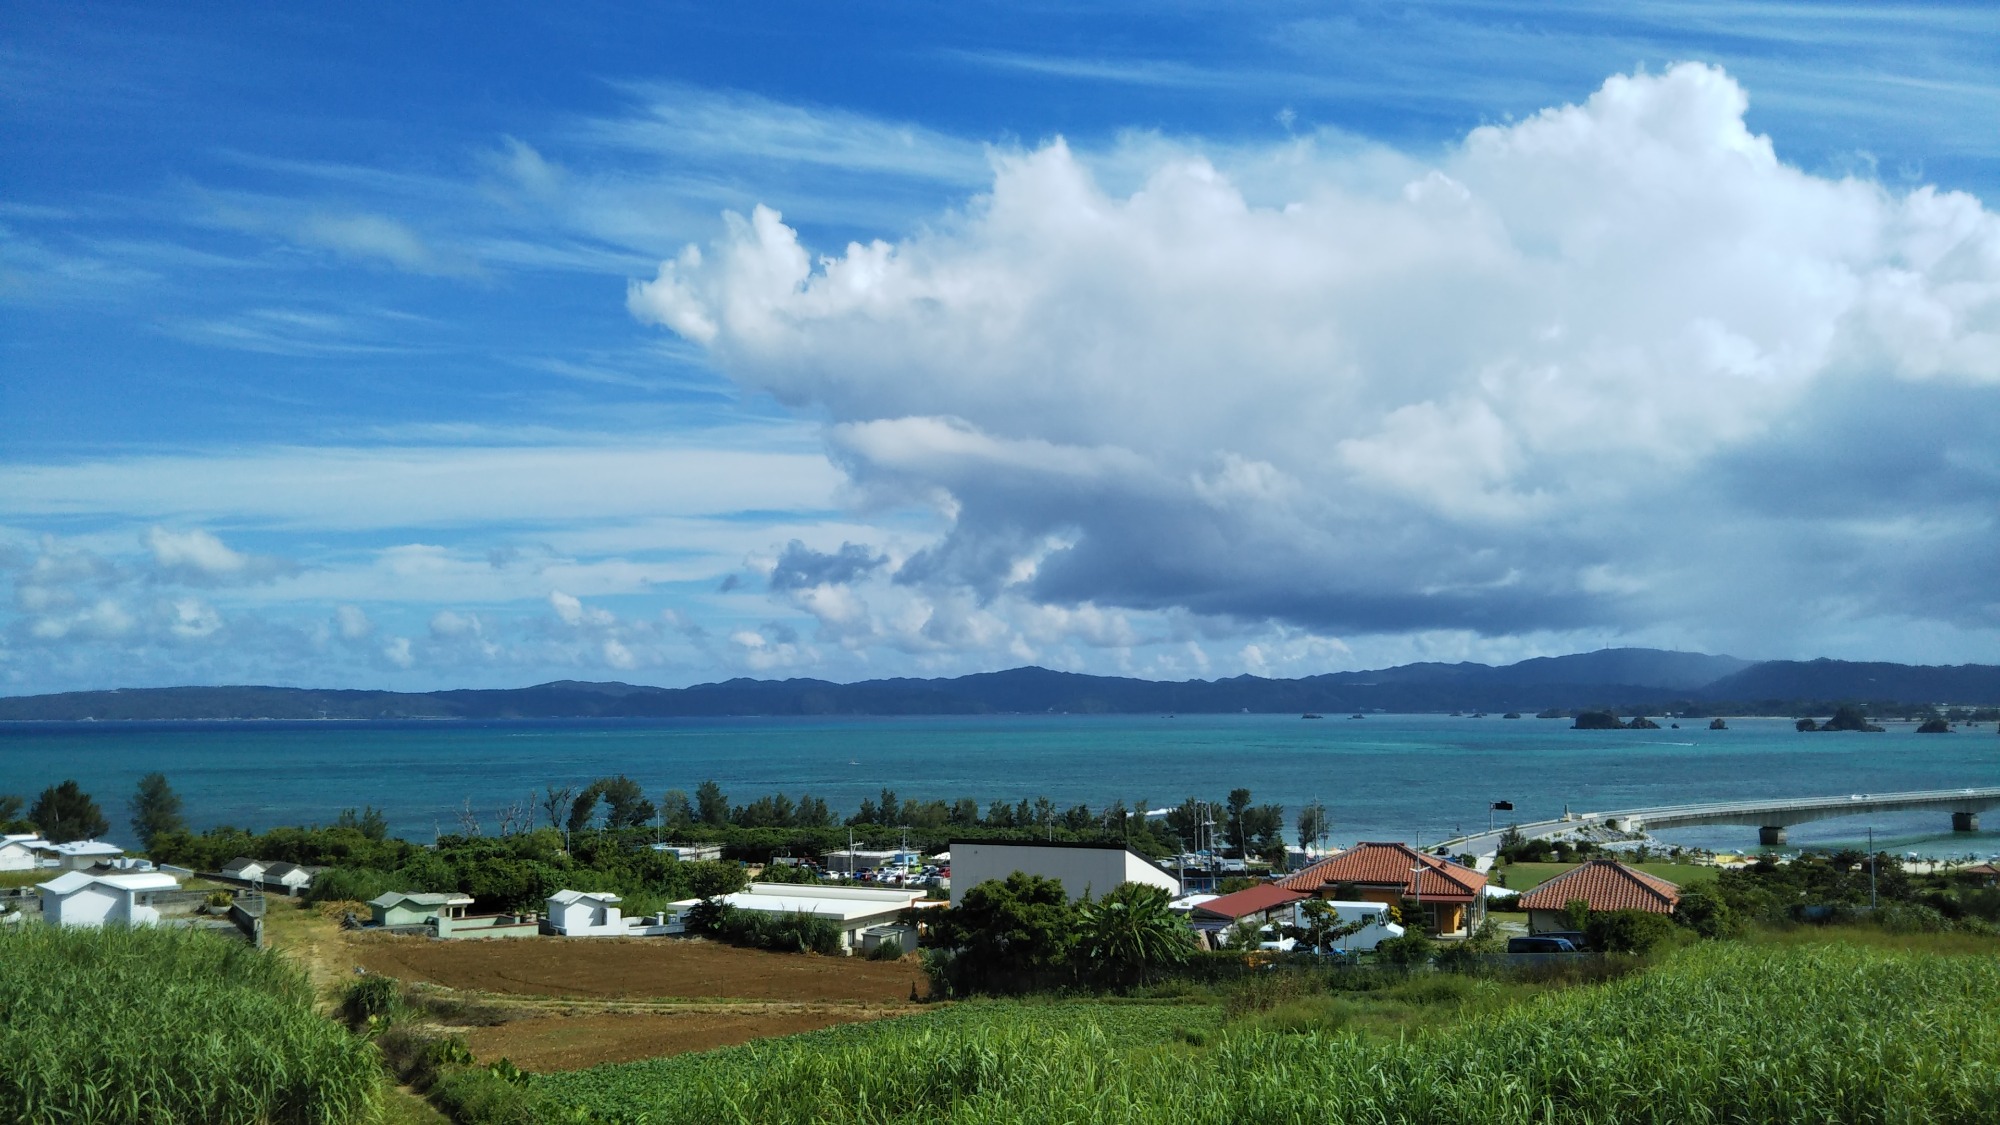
1585,909 -> 1684,954
868,937 -> 905,961
340,973 -> 401,1029
1373,930 -> 1435,969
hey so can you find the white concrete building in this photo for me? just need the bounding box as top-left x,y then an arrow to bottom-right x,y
47,840 -> 126,870
543,889 -> 683,937
221,857 -> 269,882
546,889 -> 627,936
0,834 -> 51,872
37,870 -> 180,928
649,843 -> 724,862
263,862 -> 316,892
670,883 -> 932,952
947,841 -> 1182,905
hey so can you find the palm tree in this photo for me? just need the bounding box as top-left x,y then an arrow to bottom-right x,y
1075,882 -> 1194,987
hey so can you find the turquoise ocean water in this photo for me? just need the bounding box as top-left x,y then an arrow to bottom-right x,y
2,714 -> 1996,857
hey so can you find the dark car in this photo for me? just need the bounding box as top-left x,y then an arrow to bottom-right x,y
1507,935 -> 1579,953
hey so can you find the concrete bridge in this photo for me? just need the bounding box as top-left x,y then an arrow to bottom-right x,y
1604,788 -> 2000,846
1437,786 -> 2000,853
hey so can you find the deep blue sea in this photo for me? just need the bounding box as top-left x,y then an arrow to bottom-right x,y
3,714 -> 1997,857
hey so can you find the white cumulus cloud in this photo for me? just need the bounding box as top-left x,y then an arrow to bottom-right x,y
633,64 -> 2000,647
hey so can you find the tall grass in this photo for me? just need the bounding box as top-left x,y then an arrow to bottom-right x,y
0,924 -> 380,1124
539,942 -> 2000,1124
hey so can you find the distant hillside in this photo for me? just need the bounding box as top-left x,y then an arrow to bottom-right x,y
3,648 -> 1996,720
1700,659 -> 2000,705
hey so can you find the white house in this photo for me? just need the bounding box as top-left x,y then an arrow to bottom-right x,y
669,883 -> 933,952
46,840 -> 126,870
0,834 -> 51,872
38,870 -> 180,928
221,857 -> 269,882
546,889 -> 627,936
947,840 -> 1181,905
263,862 -> 316,892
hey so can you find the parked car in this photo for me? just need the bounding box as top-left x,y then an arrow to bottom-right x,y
1508,935 -> 1579,953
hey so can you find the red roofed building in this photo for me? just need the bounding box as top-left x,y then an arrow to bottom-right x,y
1188,883 -> 1306,932
1277,842 -> 1487,936
1517,859 -> 1680,934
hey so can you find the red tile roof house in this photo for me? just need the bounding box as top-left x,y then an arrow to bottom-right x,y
1187,883 -> 1307,936
1517,859 -> 1681,935
1279,842 -> 1487,936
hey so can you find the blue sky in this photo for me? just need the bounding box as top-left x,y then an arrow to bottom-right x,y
3,2 -> 1997,693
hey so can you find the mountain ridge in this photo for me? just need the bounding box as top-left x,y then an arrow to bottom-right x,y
4,648 -> 1997,720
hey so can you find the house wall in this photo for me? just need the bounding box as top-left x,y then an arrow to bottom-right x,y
45,887 -> 115,927
375,903 -> 437,928
1528,909 -> 1574,935
550,900 -> 625,936
949,843 -> 1179,905
437,914 -> 540,940
43,886 -> 157,928
0,845 -> 36,872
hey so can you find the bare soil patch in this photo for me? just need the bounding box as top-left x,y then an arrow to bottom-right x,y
349,934 -> 928,1003
463,1007 -> 906,1071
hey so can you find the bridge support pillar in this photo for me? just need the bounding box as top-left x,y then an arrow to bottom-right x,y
1758,826 -> 1787,847
1953,812 -> 1979,833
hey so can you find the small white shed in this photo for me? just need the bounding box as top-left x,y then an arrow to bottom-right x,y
263,862 -> 315,891
545,889 -> 627,936
0,834 -> 51,872
221,857 -> 269,882
38,870 -> 180,928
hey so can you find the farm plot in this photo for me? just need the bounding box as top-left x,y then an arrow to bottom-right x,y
350,933 -> 927,1002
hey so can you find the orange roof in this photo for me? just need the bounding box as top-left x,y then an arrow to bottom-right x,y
1517,859 -> 1681,914
1277,842 -> 1487,902
1190,884 -> 1306,921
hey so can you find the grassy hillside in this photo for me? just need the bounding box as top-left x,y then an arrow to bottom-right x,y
0,925 -> 380,1124
538,942 -> 2000,1124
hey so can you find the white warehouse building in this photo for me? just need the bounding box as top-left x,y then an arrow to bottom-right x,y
947,840 -> 1181,905
38,870 -> 180,929
670,883 -> 931,953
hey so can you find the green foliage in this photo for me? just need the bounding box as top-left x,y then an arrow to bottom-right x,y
334,806 -> 389,840
702,905 -> 844,955
928,873 -> 1078,994
291,828 -> 746,913
1075,882 -> 1194,987
1283,899 -> 1367,955
1560,898 -> 1592,933
341,974 -> 402,1029
1583,909 -> 1683,954
29,778 -> 109,843
1373,928 -> 1436,969
867,937 -> 905,961
0,925 -> 379,1123
128,771 -> 186,851
536,944 -> 2000,1125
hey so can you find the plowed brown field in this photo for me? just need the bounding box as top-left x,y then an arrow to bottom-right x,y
349,934 -> 927,1003
462,1006 -> 907,1071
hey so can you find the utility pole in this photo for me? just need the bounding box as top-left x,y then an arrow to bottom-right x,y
1868,826 -> 1877,910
